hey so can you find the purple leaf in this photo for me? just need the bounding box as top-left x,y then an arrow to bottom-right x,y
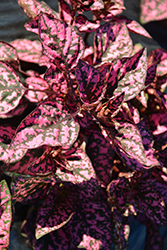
0,180 -> 12,249
11,174 -> 54,204
9,97 -> 80,150
0,41 -> 19,69
148,48 -> 167,76
39,12 -> 85,69
36,185 -> 74,239
145,61 -> 157,86
94,21 -> 133,65
0,61 -> 26,114
76,59 -> 105,104
10,39 -> 42,64
86,129 -> 115,186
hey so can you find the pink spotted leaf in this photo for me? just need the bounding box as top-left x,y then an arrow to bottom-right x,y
76,59 -> 105,104
0,180 -> 12,249
3,147 -> 44,175
9,97 -> 80,150
10,39 -> 42,64
25,76 -> 48,102
0,125 -> 27,163
94,21 -> 133,65
0,41 -> 20,69
59,0 -> 74,25
39,12 -> 85,69
0,61 -> 26,114
140,0 -> 167,24
113,48 -> 147,101
17,0 -> 59,20
54,147 -> 96,184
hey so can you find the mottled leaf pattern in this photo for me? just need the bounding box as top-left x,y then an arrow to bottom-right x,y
94,21 -> 133,65
0,180 -> 12,249
140,0 -> 167,24
10,39 -> 42,64
39,13 -> 85,69
113,48 -> 148,101
0,41 -> 19,69
0,61 -> 26,114
10,98 -> 80,149
17,0 -> 59,19
76,59 -> 105,104
86,129 -> 115,186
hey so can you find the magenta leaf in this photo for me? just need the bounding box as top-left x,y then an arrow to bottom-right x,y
148,48 -> 167,76
75,14 -> 100,32
44,64 -> 68,95
145,61 -> 157,86
25,76 -> 48,102
28,146 -> 56,176
10,39 -> 42,64
0,180 -> 12,249
0,41 -> 19,69
10,97 -> 80,150
0,125 -> 27,163
59,0 -> 73,25
39,12 -> 85,69
94,21 -> 133,65
3,147 -> 44,175
140,0 -> 167,24
86,129 -> 116,186
76,59 -> 105,104
113,48 -> 147,101
11,173 -> 54,204
0,61 -> 26,114
17,0 -> 59,19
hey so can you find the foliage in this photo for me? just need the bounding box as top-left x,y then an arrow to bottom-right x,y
0,0 -> 167,249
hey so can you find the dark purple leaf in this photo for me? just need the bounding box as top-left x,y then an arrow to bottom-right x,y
76,59 -> 105,104
86,129 -> 115,186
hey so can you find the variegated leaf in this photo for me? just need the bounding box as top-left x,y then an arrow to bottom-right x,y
36,185 -> 75,239
25,76 -> 48,102
39,12 -> 85,69
75,14 -> 100,32
94,21 -> 133,65
9,98 -> 80,150
0,41 -> 19,69
11,174 -> 54,204
10,39 -> 42,64
113,48 -> 147,101
17,0 -> 59,19
0,61 -> 26,114
0,180 -> 12,249
140,0 -> 167,24
86,129 -> 115,186
76,59 -> 105,104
